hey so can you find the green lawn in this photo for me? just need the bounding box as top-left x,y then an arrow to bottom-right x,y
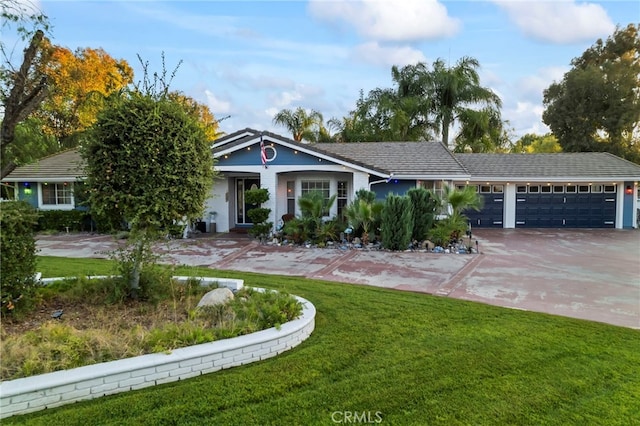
7,256 -> 640,425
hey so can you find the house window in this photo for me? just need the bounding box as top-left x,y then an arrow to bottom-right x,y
337,181 -> 348,218
420,180 -> 445,199
286,181 -> 295,215
301,180 -> 331,215
42,183 -> 72,205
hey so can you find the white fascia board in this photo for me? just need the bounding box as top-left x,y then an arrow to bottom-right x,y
210,131 -> 256,149
459,176 -> 639,183
214,136 -> 386,178
393,174 -> 471,181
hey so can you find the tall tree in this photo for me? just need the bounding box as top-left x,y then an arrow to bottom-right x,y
169,93 -> 223,141
82,83 -> 215,293
511,133 -> 562,153
427,56 -> 502,149
272,107 -> 324,142
454,107 -> 510,152
34,42 -> 134,147
543,24 -> 640,163
1,0 -> 51,178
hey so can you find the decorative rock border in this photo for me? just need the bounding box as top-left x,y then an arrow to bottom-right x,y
0,278 -> 315,419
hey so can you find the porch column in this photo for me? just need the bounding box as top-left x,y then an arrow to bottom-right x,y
260,168 -> 278,235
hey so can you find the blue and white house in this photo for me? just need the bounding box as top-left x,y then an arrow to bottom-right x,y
3,128 -> 640,231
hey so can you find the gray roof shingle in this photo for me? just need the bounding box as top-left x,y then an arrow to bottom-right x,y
314,141 -> 468,176
3,150 -> 83,181
456,152 -> 640,180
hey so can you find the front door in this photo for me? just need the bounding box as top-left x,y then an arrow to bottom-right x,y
235,178 -> 260,225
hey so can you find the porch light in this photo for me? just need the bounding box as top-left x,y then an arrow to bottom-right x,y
625,185 -> 633,195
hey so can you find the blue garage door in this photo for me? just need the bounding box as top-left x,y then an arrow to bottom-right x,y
515,184 -> 616,228
463,184 -> 504,228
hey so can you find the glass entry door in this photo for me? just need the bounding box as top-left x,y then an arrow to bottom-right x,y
236,178 -> 260,224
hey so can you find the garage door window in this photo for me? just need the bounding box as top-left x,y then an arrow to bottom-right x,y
553,185 -> 564,193
528,186 -> 540,193
492,185 -> 503,193
541,185 -> 551,193
591,185 -> 603,193
517,186 -> 527,193
579,185 -> 590,193
566,185 -> 577,193
480,185 -> 491,193
604,185 -> 616,193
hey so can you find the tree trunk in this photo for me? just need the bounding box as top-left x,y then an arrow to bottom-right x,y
1,30 -> 49,179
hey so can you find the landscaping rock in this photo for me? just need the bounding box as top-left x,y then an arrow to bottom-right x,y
197,288 -> 234,308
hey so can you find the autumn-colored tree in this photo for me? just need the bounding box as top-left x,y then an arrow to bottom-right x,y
169,93 -> 223,141
511,133 -> 562,153
34,41 -> 134,147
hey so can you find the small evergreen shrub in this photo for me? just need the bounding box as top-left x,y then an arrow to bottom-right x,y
245,188 -> 273,240
407,187 -> 437,241
380,194 -> 413,251
0,201 -> 39,315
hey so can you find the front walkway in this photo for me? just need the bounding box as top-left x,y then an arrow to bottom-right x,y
36,229 -> 640,329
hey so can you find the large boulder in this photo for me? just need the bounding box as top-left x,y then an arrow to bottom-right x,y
197,287 -> 234,308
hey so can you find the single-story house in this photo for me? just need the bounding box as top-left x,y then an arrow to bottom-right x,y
3,128 -> 640,231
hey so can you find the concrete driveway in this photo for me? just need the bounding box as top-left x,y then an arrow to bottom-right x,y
36,229 -> 640,329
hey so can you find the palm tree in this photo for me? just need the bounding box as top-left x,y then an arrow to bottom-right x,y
272,107 -> 324,142
428,56 -> 502,149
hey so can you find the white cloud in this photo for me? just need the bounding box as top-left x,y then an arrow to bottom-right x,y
516,66 -> 568,99
351,42 -> 427,67
493,0 -> 615,44
205,90 -> 232,114
308,0 -> 460,42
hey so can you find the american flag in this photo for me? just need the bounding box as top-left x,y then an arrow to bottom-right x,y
260,136 -> 268,168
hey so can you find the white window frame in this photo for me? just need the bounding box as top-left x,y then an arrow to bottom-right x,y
39,182 -> 74,210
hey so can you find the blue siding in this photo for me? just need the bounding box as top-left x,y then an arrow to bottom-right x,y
622,181 -> 634,228
18,182 -> 38,208
217,142 -> 339,167
371,180 -> 416,200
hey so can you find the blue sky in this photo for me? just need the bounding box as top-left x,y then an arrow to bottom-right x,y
24,1 -> 640,139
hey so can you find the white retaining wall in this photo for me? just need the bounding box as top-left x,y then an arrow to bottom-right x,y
0,283 -> 315,419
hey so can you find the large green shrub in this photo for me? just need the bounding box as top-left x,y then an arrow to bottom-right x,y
380,194 -> 413,251
0,201 -> 39,315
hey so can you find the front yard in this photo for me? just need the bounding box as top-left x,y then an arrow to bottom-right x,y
4,256 -> 639,425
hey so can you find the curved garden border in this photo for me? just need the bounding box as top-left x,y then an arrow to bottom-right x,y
0,277 -> 316,419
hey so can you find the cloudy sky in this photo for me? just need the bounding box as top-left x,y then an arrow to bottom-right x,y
21,1 -> 640,139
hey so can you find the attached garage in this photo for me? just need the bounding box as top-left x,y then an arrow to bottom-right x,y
455,153 -> 640,229
462,184 -> 505,228
514,184 -> 617,228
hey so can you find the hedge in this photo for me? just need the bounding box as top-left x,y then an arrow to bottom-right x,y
0,201 -> 39,315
